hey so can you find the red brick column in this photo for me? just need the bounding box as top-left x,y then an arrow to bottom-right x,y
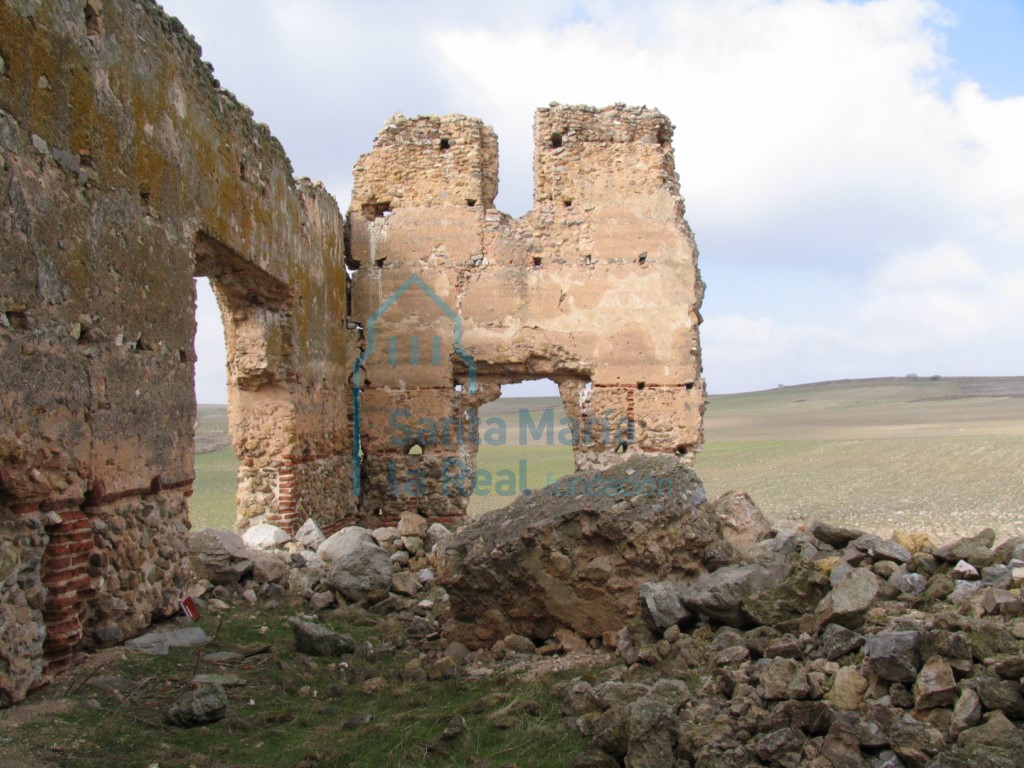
274,455 -> 300,533
42,509 -> 94,675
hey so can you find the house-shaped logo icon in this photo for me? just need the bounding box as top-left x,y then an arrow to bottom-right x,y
350,274 -> 477,498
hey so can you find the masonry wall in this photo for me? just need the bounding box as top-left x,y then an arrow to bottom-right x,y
349,105 -> 705,525
0,0 -> 350,704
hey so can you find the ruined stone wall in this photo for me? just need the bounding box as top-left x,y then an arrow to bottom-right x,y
0,0 -> 350,704
349,104 -> 705,525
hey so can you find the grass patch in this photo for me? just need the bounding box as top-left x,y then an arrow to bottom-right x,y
191,446 -> 237,531
16,604 -> 587,767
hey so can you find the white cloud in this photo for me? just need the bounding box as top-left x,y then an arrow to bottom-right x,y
194,278 -> 228,404
160,0 -> 1024,394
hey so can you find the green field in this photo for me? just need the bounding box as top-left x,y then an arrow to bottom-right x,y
193,377 -> 1024,541
190,445 -> 238,531
696,377 -> 1024,543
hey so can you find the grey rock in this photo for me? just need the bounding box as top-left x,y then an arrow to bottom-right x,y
951,688 -> 983,737
891,571 -> 928,595
821,623 -> 865,660
241,523 -> 292,550
870,750 -> 904,768
851,534 -> 912,564
951,560 -> 980,580
993,536 -> 1024,565
817,568 -> 881,628
972,675 -> 1024,717
165,684 -> 227,727
914,655 -> 957,710
188,529 -> 252,585
813,522 -> 866,548
438,458 -> 730,645
425,522 -> 452,549
294,518 -> 326,550
626,694 -> 677,767
709,491 -> 772,560
948,581 -> 981,605
390,550 -> 411,566
290,619 -> 355,657
677,557 -> 790,627
830,561 -> 855,587
503,634 -> 536,655
325,540 -> 392,602
865,631 -> 923,683
308,591 -> 335,611
822,722 -> 863,768
957,710 -> 1024,750
390,571 -> 422,596
126,626 -> 211,655
250,550 -> 289,584
760,656 -> 811,701
640,581 -> 693,631
317,526 -> 375,563
890,714 -> 944,767
755,727 -> 803,763
936,529 -> 997,568
980,564 -> 1013,589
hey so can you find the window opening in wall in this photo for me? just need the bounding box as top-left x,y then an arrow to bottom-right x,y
375,257 -> 386,269
685,381 -> 694,391
563,199 -> 573,208
533,256 -> 542,268
439,138 -> 451,150
190,276 -> 236,532
470,378 -> 573,516
550,132 -> 563,148
362,200 -> 392,220
638,252 -> 647,265
637,382 -> 646,390
466,198 -> 477,207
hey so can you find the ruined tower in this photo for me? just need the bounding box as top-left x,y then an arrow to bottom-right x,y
348,104 -> 705,524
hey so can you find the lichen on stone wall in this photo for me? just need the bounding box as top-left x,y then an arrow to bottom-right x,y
0,0 -> 350,705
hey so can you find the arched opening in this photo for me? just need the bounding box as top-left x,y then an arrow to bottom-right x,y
190,276 -> 235,530
468,377 -> 575,516
191,232 -> 295,532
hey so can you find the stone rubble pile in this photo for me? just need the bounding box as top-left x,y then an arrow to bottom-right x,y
567,521 -> 1024,768
180,473 -> 1024,767
186,511 -> 450,616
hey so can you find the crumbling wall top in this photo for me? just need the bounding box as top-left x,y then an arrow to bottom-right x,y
533,102 -> 680,208
350,114 -> 499,216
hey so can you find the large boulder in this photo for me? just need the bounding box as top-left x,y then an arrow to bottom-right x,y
241,523 -> 292,550
672,557 -> 790,627
187,529 -> 252,585
708,491 -> 772,560
317,526 -> 375,563
325,540 -> 392,602
438,457 -> 725,646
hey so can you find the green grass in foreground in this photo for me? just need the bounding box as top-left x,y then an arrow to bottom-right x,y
19,604 -> 588,767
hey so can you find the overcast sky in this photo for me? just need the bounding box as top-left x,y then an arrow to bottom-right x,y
171,0 -> 1024,402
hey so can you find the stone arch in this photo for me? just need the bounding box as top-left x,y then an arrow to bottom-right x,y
193,233 -> 299,531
